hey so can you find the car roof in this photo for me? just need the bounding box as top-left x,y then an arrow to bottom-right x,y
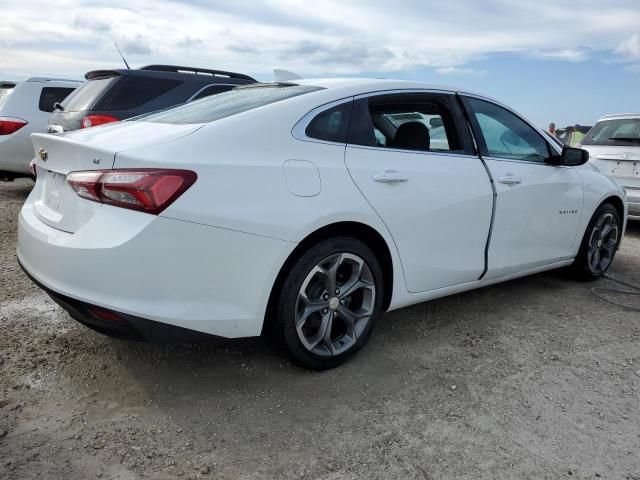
598,113 -> 640,121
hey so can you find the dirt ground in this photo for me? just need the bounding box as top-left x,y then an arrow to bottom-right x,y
1,178 -> 639,480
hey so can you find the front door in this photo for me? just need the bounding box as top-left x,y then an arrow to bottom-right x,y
462,96 -> 583,278
344,92 -> 494,293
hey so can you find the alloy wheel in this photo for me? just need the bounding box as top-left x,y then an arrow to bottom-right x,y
587,212 -> 619,275
295,252 -> 376,357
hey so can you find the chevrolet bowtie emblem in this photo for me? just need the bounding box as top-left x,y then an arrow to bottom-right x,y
38,148 -> 48,161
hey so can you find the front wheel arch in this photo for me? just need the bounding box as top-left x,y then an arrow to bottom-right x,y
262,221 -> 394,336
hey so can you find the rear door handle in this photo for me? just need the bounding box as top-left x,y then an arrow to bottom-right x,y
498,175 -> 522,185
373,170 -> 409,184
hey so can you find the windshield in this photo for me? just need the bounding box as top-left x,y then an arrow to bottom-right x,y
137,84 -> 323,125
0,85 -> 15,109
60,77 -> 116,112
582,118 -> 640,146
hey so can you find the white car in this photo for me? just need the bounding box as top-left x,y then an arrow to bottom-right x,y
580,113 -> 640,219
0,77 -> 80,180
17,79 -> 627,369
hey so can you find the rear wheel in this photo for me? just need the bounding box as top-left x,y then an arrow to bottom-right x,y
569,203 -> 621,281
276,237 -> 384,370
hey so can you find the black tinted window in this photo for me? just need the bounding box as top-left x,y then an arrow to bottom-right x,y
96,77 -> 182,111
305,102 -> 352,143
39,87 -> 76,112
191,85 -> 236,101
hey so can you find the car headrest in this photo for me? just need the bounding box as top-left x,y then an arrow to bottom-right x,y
389,121 -> 430,150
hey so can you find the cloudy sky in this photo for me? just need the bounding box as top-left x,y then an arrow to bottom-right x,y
1,0 -> 639,126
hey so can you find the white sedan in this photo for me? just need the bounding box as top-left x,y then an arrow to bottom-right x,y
18,79 -> 627,369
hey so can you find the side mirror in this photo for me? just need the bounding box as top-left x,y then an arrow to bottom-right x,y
547,146 -> 589,166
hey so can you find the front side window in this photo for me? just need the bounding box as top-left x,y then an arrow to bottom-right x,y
39,87 -> 76,112
465,97 -> 549,163
347,93 -> 464,153
305,102 -> 352,143
582,119 -> 640,146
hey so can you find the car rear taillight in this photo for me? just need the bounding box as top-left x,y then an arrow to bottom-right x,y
0,117 -> 28,135
81,114 -> 119,129
67,169 -> 197,215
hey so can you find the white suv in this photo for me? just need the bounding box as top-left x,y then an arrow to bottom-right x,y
0,77 -> 81,180
581,114 -> 640,219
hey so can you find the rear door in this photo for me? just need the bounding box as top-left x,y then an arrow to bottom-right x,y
461,95 -> 583,278
344,91 -> 494,293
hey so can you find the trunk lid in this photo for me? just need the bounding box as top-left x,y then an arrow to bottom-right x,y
583,144 -> 640,188
30,121 -> 202,233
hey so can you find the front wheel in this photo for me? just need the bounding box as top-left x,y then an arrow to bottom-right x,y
276,237 -> 384,370
569,203 -> 621,281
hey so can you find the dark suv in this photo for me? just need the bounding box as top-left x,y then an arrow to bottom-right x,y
48,65 -> 256,132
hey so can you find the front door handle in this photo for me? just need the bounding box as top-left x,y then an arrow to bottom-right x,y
498,175 -> 522,185
373,170 -> 409,184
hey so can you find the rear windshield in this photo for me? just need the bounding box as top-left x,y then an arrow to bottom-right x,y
137,84 -> 323,125
94,76 -> 182,111
0,85 -> 15,108
60,77 -> 116,112
582,119 -> 640,146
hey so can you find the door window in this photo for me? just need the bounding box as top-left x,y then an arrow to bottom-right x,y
347,93 -> 465,154
465,97 -> 549,163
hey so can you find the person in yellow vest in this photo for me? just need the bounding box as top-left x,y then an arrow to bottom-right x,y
570,124 -> 585,147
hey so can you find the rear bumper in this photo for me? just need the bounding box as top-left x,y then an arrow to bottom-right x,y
0,135 -> 34,174
623,188 -> 640,217
17,196 -> 294,339
19,261 -> 211,342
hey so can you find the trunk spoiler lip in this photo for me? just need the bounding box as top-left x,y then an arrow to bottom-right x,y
85,70 -> 122,80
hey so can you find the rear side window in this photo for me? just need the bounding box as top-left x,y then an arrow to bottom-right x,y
39,87 -> 76,112
347,93 -> 465,153
139,85 -> 323,125
61,77 -> 116,112
305,102 -> 352,143
190,85 -> 236,101
582,119 -> 640,146
95,77 -> 182,111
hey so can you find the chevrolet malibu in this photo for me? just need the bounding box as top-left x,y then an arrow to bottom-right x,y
18,79 -> 627,369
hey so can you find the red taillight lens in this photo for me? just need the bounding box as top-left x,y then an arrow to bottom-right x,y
81,114 -> 119,129
0,116 -> 28,135
67,169 -> 197,215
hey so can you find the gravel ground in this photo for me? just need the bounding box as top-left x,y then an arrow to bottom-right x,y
1,178 -> 639,480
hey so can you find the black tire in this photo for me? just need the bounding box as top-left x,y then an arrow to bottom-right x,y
568,203 -> 621,281
276,237 -> 384,370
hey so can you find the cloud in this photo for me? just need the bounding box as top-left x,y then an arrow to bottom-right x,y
435,66 -> 486,76
616,33 -> 640,60
1,0 -> 640,79
530,48 -> 590,62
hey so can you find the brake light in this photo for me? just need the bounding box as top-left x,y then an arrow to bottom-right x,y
81,114 -> 119,129
67,169 -> 197,215
0,117 -> 28,135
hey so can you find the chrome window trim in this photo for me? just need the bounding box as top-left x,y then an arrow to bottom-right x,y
459,92 -> 563,156
292,88 -> 476,156
186,83 -> 239,102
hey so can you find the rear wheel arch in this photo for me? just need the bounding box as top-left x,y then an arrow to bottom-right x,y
263,221 -> 394,335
